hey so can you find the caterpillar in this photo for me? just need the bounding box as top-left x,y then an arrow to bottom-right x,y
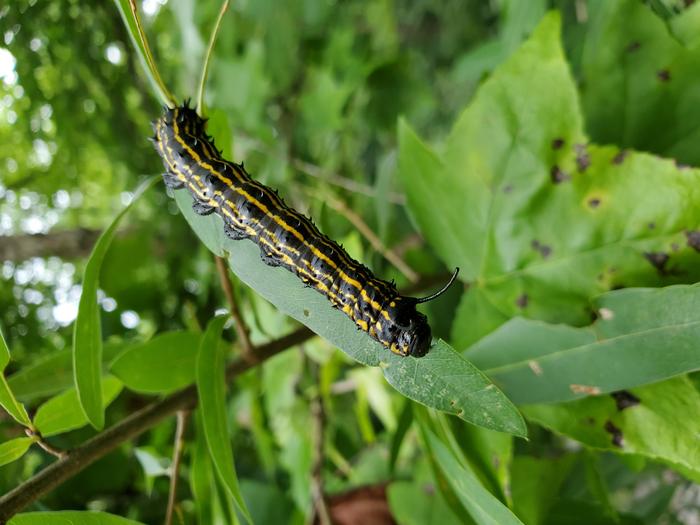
151,101 -> 458,357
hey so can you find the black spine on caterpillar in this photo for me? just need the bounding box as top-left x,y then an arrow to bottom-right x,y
151,102 -> 458,357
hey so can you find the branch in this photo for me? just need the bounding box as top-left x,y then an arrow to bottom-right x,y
0,327 -> 313,521
323,193 -> 419,283
0,228 -> 102,262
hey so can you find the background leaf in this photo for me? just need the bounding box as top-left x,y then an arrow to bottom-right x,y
0,327 -> 30,426
523,376 -> 700,481
0,437 -> 35,468
110,331 -> 202,394
580,0 -> 700,165
73,177 -> 157,430
468,284 -> 700,404
33,376 -> 123,437
9,343 -> 124,403
196,315 -> 251,523
8,511 -> 145,525
422,426 -> 524,525
398,12 -> 700,350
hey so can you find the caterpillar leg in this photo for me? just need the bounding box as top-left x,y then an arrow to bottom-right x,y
223,223 -> 247,240
259,248 -> 281,267
162,172 -> 184,190
192,201 -> 215,215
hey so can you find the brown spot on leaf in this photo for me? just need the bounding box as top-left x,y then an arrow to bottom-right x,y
531,240 -> 552,258
550,166 -> 570,184
551,138 -> 565,150
528,360 -> 543,376
644,251 -> 670,274
303,309 -> 310,317
575,144 -> 591,172
647,222 -> 655,230
612,150 -> 628,165
657,69 -> 671,82
502,184 -> 513,194
516,293 -> 528,309
588,198 -> 601,209
598,307 -> 614,321
604,420 -> 624,448
686,230 -> 700,252
611,390 -> 640,411
570,384 -> 601,395
626,41 -> 641,53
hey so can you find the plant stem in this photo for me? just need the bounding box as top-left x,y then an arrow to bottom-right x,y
164,410 -> 189,525
215,256 -> 255,361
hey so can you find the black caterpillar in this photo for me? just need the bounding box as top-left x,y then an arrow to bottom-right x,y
152,102 -> 458,357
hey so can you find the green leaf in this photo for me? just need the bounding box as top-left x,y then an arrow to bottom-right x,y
384,341 -> 526,437
387,481 -> 464,525
73,176 -> 156,430
0,327 -> 31,426
239,479 -> 296,525
522,376 -> 700,480
9,343 -> 124,403
468,284 -> 700,404
113,0 -> 173,106
33,376 -> 123,437
397,11 -> 700,347
510,455 -> 577,525
0,437 -> 35,467
196,315 -> 251,523
8,511 -> 145,525
262,351 -> 312,510
110,331 -> 202,394
190,410 -> 216,525
389,400 -> 413,472
669,3 -> 700,47
175,190 -> 524,436
581,0 -> 700,165
423,427 -> 525,525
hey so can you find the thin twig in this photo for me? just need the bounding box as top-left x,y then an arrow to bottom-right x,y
24,429 -> 66,460
215,256 -> 255,361
237,134 -> 406,205
323,192 -> 419,283
308,362 -> 331,525
291,157 -> 407,206
392,233 -> 424,259
164,410 -> 189,525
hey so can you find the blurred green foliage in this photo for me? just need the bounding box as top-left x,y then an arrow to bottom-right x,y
1,0 -> 700,523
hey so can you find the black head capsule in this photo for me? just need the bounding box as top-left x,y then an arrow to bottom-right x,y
389,268 -> 460,357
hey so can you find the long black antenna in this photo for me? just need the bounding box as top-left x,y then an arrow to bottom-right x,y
415,267 -> 460,304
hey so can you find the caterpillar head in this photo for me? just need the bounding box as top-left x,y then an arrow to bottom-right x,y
388,268 -> 460,358
388,299 -> 431,357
